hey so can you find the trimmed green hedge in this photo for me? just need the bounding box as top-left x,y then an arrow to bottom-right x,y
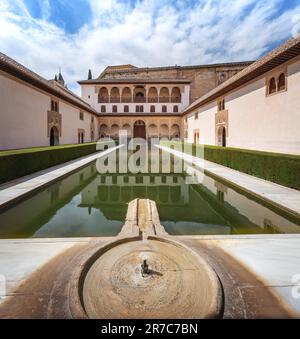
0,142 -> 113,184
160,141 -> 300,190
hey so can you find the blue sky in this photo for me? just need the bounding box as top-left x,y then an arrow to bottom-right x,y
0,0 -> 300,94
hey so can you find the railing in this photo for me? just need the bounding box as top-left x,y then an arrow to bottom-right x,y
159,97 -> 170,103
134,97 -> 146,103
148,97 -> 159,103
110,97 -> 121,103
121,97 -> 132,103
99,96 -> 181,103
98,97 -> 109,103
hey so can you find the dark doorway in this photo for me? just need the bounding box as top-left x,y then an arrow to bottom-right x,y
222,127 -> 226,147
50,127 -> 59,146
134,120 -> 146,139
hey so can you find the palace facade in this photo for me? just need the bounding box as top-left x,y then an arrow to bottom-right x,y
0,36 -> 299,155
78,62 -> 250,140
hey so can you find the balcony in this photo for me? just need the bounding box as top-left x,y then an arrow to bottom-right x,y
98,97 -> 109,103
171,97 -> 181,103
159,97 -> 170,103
148,97 -> 159,103
110,97 -> 121,103
121,97 -> 132,103
134,97 -> 146,103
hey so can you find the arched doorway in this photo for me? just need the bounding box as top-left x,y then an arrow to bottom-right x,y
218,126 -> 226,147
134,120 -> 146,139
50,127 -> 59,146
222,127 -> 226,147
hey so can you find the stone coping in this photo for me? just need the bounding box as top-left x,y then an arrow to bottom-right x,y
0,145 -> 123,209
157,145 -> 300,219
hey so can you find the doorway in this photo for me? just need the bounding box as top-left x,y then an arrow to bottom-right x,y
50,127 -> 59,146
218,126 -> 226,147
133,120 -> 146,139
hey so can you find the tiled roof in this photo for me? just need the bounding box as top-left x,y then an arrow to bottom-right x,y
98,61 -> 254,78
183,36 -> 300,114
0,52 -> 98,115
78,78 -> 191,85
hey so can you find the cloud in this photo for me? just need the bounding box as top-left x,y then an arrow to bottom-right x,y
0,0 -> 299,95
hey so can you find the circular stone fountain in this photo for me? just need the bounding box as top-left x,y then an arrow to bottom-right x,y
82,239 -> 222,319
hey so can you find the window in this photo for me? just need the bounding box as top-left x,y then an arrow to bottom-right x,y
278,73 -> 286,91
173,105 -> 178,113
195,112 -> 198,120
51,100 -> 59,112
162,105 -> 167,113
135,105 -> 143,113
112,105 -> 118,113
79,111 -> 84,120
91,116 -> 94,123
124,105 -> 129,113
101,105 -> 106,113
218,99 -> 225,111
268,77 -> 277,95
267,71 -> 287,96
150,105 -> 155,113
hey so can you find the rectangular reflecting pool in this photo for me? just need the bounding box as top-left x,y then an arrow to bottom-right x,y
0,150 -> 300,238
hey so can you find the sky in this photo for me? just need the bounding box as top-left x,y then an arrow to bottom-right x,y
0,0 -> 300,94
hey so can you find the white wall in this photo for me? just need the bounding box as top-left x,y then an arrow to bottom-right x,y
186,101 -> 215,144
0,74 -> 49,150
187,56 -> 300,155
0,73 -> 95,150
59,102 -> 94,145
226,58 -> 300,154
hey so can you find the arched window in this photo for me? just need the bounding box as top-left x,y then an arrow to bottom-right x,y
110,87 -> 120,103
159,87 -> 170,103
268,77 -> 277,95
121,87 -> 132,102
99,87 -> 109,103
171,87 -> 181,103
134,86 -> 146,102
278,73 -> 286,91
148,87 -> 158,103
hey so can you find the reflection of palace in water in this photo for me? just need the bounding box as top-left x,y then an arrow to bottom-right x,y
79,167 -> 300,234
81,174 -> 190,206
1,161 -> 300,239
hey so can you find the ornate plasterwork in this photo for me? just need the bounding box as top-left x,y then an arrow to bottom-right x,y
47,110 -> 62,137
215,109 -> 228,144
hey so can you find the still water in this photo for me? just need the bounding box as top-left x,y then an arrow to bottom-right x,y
0,151 -> 299,238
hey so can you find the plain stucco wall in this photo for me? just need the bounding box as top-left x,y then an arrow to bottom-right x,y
0,73 -> 94,150
0,73 -> 49,150
187,56 -> 300,155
